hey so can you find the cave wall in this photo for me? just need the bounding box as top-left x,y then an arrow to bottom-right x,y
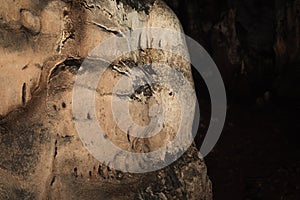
165,0 -> 300,103
0,0 -> 212,199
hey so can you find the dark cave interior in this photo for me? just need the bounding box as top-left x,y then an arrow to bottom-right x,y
164,0 -> 300,199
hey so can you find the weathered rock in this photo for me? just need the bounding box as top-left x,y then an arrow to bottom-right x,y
0,0 -> 212,199
20,9 -> 41,34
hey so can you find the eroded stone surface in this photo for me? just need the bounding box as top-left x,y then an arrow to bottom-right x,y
20,9 -> 41,34
0,0 -> 212,199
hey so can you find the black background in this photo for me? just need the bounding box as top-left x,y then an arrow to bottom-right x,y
164,0 -> 300,199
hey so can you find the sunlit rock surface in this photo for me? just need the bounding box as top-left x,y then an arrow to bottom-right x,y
0,0 -> 212,199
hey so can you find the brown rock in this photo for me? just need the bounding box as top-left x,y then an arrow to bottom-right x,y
0,0 -> 212,199
20,9 -> 41,34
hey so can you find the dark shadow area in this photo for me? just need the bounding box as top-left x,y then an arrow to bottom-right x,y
165,0 -> 300,199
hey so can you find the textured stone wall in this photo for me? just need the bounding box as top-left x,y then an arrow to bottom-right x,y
0,0 -> 212,199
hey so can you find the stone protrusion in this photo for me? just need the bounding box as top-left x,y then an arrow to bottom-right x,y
20,9 -> 41,34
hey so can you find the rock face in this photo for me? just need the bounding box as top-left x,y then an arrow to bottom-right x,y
0,0 -> 212,199
166,0 -> 300,102
20,9 -> 41,35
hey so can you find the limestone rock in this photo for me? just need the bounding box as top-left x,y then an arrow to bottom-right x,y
20,9 -> 41,34
0,0 -> 212,199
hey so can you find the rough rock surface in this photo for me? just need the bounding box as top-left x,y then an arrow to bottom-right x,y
166,0 -> 300,102
0,0 -> 212,199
